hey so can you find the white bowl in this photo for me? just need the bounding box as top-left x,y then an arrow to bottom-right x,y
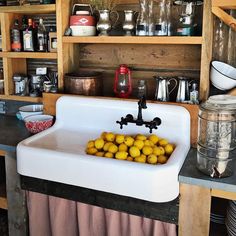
211,61 -> 236,90
70,25 -> 96,36
19,104 -> 43,120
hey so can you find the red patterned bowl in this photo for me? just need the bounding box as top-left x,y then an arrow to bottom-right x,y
24,115 -> 54,134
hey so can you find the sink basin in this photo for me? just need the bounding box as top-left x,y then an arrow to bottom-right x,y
17,96 -> 190,203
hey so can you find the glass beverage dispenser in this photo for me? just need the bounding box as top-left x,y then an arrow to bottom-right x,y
197,95 -> 236,178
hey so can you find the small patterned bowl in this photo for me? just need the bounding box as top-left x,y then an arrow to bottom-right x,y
24,115 -> 54,134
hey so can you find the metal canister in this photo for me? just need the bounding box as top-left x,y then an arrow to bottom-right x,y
13,74 -> 29,96
197,95 -> 236,178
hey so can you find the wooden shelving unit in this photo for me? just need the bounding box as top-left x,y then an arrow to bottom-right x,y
0,4 -> 57,102
57,0 -> 212,101
62,36 -> 203,45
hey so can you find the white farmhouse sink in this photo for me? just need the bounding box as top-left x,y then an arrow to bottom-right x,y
17,96 -> 190,203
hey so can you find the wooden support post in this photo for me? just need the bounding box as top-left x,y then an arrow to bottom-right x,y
5,151 -> 28,236
200,0 -> 214,101
178,184 -> 211,236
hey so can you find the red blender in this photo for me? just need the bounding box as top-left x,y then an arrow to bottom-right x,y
114,65 -> 132,98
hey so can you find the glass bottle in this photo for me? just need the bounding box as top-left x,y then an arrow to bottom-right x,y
190,82 -> 199,104
154,0 -> 168,36
136,0 -> 148,36
11,19 -> 22,52
166,0 -> 173,36
37,18 -> 47,52
148,0 -> 154,36
23,18 -> 35,52
137,80 -> 147,98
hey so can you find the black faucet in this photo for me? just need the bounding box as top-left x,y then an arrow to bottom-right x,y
116,96 -> 162,133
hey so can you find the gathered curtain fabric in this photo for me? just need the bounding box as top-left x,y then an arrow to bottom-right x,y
26,191 -> 177,236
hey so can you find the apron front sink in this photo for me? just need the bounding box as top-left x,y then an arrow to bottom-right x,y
17,96 -> 190,203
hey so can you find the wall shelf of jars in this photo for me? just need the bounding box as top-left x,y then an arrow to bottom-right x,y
62,36 -> 203,45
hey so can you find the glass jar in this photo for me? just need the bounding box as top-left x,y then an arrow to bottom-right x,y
154,0 -> 168,36
137,80 -> 147,98
175,1 -> 196,36
197,95 -> 236,178
136,0 -> 148,36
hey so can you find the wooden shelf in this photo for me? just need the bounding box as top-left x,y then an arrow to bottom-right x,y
0,4 -> 56,13
0,95 -> 42,103
0,183 -> 7,210
0,51 -> 57,59
62,36 -> 203,45
212,0 -> 236,9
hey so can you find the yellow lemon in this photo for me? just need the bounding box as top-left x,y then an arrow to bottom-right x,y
115,134 -> 125,144
95,152 -> 105,157
86,147 -> 98,155
119,143 -> 128,152
127,156 -> 134,161
165,144 -> 175,156
159,146 -> 165,155
148,134 -> 159,145
142,145 -> 153,155
157,155 -> 168,164
134,155 -> 146,163
135,134 -> 147,141
159,138 -> 169,146
108,144 -> 118,154
105,132 -> 116,142
133,139 -> 144,150
153,146 -> 162,156
100,132 -> 107,140
104,152 -> 114,158
94,138 -> 105,149
144,140 -> 154,147
129,146 -> 141,158
87,140 -> 95,149
124,136 -> 134,147
103,142 -> 113,151
115,151 -> 128,160
147,154 -> 158,164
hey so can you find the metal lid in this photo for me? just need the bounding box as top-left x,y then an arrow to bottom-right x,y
201,95 -> 236,112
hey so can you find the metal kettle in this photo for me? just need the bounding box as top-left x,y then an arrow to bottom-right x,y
154,76 -> 177,102
176,77 -> 191,102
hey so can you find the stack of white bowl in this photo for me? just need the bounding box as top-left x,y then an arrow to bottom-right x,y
17,104 -> 43,120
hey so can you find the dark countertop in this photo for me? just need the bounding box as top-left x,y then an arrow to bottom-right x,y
0,114 -> 30,152
179,148 -> 236,193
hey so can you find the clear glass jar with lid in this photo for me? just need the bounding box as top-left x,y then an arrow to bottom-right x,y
197,95 -> 236,178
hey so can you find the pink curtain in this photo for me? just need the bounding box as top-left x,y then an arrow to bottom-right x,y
26,191 -> 177,236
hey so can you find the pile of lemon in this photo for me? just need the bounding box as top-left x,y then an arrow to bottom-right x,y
85,132 -> 175,165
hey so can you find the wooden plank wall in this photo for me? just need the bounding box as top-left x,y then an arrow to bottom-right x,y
79,44 -> 201,99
